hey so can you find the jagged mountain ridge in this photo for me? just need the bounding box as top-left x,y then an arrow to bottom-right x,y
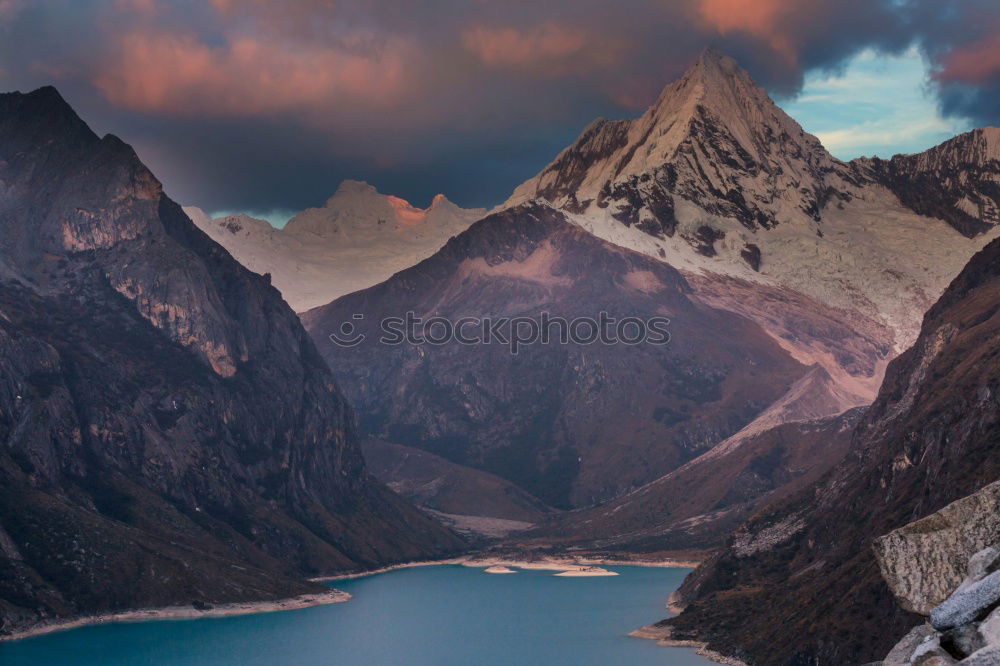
0,87 -> 463,636
185,180 -> 485,312
661,234 -> 1000,664
857,127 -> 1000,237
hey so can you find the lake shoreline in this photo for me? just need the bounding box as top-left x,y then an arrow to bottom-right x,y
3,555 -> 702,646
312,554 -> 701,581
630,624 -> 748,666
0,589 -> 350,643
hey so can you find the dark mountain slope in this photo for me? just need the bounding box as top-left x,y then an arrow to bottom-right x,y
0,87 -> 462,636
362,439 -> 553,525
303,204 -> 808,510
523,402 -> 862,555
661,235 -> 1000,665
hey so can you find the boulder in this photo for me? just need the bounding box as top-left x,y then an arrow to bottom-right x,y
979,605 -> 1000,645
910,635 -> 958,665
930,571 -> 1000,631
959,644 -> 1000,665
964,548 -> 1000,588
884,624 -> 937,665
874,481 -> 1000,615
939,623 -> 985,659
913,656 -> 956,666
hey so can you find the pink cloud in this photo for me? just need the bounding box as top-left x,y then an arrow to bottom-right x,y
113,0 -> 158,15
936,31 -> 1000,85
93,31 -> 412,116
696,0 -> 799,64
461,22 -> 591,68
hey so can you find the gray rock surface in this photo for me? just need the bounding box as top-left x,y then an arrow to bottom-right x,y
979,606 -> 1000,646
884,624 -> 937,665
911,635 -> 958,664
965,548 -> 1000,588
874,481 -> 1000,615
914,656 -> 957,666
941,623 -> 986,659
931,571 -> 1000,631
959,644 -> 1000,665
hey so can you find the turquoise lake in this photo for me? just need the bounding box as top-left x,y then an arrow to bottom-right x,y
0,565 -> 712,665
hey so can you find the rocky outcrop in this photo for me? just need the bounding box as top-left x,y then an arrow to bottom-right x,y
874,486 -> 1000,663
875,480 -> 1000,615
878,539 -> 1000,663
0,87 -> 463,637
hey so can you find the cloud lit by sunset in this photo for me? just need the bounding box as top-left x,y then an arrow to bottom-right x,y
1,0 -> 997,216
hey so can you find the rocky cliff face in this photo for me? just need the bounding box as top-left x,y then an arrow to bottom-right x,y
857,127 -> 1000,238
303,204 -> 810,510
0,87 -> 463,636
660,235 -> 1000,664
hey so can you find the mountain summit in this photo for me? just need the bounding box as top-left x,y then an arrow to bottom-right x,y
505,48 -> 847,234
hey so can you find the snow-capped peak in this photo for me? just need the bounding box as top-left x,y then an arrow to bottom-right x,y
283,179 -> 482,239
503,48 -> 847,234
429,192 -> 455,209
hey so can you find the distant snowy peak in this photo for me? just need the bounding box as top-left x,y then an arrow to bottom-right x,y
283,179 -> 483,242
185,181 -> 486,312
505,48 -> 853,234
185,207 -> 276,239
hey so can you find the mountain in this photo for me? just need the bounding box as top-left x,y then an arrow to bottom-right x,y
524,399 -> 863,556
362,439 -> 554,539
0,87 -> 463,636
300,49 -> 1000,551
303,204 -> 812,510
658,235 -> 1000,664
185,180 -> 485,312
503,48 -> 999,359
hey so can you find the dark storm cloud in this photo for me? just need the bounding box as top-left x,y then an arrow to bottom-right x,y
0,0 -> 997,213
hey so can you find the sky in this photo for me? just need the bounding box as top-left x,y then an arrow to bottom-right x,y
780,47 -> 974,160
1,1 -> 998,222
